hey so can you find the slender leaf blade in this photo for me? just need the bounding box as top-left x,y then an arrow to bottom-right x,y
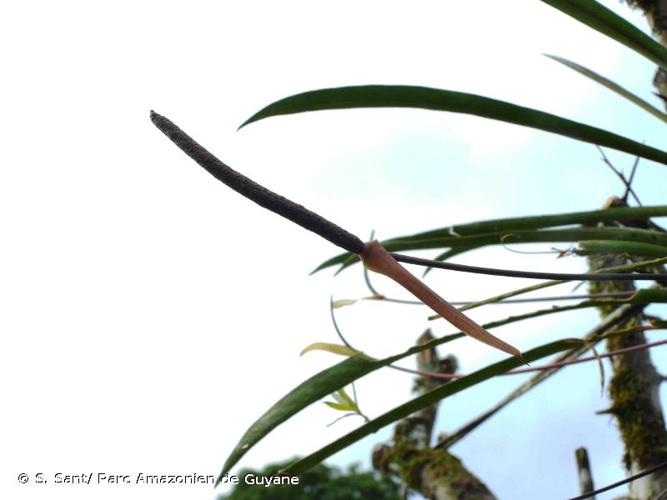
215,352 -> 403,485
282,339 -> 574,475
397,205 -> 667,241
216,306 -> 549,483
240,85 -> 667,166
300,342 -> 361,357
324,401 -> 354,411
540,0 -> 667,72
545,54 -> 667,123
316,221 -> 667,273
577,240 -> 667,257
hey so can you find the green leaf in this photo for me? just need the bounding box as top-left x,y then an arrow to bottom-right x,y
312,253 -> 360,275
216,307 -> 536,484
577,240 -> 667,257
215,353 -> 405,486
239,85 -> 667,167
314,205 -> 667,273
324,401 -> 354,412
545,54 -> 667,124
333,226 -> 667,274
282,339 -> 575,476
630,288 -> 667,304
325,388 -> 359,413
539,0 -> 667,72
383,227 -> 667,253
398,205 -> 667,240
334,388 -> 356,407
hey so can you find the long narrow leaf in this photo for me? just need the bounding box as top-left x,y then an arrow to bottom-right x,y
313,206 -> 667,273
393,206 -> 667,241
240,86 -> 667,166
578,240 -> 667,257
539,0 -> 667,72
545,54 -> 667,124
384,227 -> 667,252
316,223 -> 667,273
215,353 -> 402,485
216,287 -> 568,483
282,339 -> 575,476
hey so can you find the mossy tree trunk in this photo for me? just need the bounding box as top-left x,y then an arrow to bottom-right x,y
624,0 -> 667,103
372,330 -> 496,500
587,196 -> 667,499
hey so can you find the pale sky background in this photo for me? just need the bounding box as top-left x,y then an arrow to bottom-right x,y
3,1 -> 667,499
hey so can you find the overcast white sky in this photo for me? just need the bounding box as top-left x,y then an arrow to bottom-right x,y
3,1 -> 667,499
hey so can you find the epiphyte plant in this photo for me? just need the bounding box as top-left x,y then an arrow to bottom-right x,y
151,1 -> 667,496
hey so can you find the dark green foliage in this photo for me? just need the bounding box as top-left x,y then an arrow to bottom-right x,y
217,459 -> 401,500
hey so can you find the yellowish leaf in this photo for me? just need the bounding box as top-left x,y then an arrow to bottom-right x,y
300,342 -> 360,357
324,401 -> 355,412
332,299 -> 357,309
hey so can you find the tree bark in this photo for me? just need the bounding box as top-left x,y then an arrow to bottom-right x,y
587,196 -> 667,499
575,447 -> 596,498
372,330 -> 496,500
624,1 -> 667,104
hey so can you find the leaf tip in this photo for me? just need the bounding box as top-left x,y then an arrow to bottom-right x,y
237,116 -> 255,130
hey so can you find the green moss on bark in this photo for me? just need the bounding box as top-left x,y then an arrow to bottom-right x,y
389,441 -> 494,499
588,198 -> 667,477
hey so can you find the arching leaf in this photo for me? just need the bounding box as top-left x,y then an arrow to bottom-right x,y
240,85 -> 667,166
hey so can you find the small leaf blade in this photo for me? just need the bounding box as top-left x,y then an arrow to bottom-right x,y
324,401 -> 354,412
300,342 -> 362,358
545,54 -> 667,124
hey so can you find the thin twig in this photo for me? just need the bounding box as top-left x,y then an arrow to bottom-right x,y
353,291 -> 635,307
329,296 -> 353,349
507,336 -> 667,375
596,145 -> 642,206
624,155 -> 641,205
500,239 -> 566,255
391,252 -> 667,281
568,459 -> 667,500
